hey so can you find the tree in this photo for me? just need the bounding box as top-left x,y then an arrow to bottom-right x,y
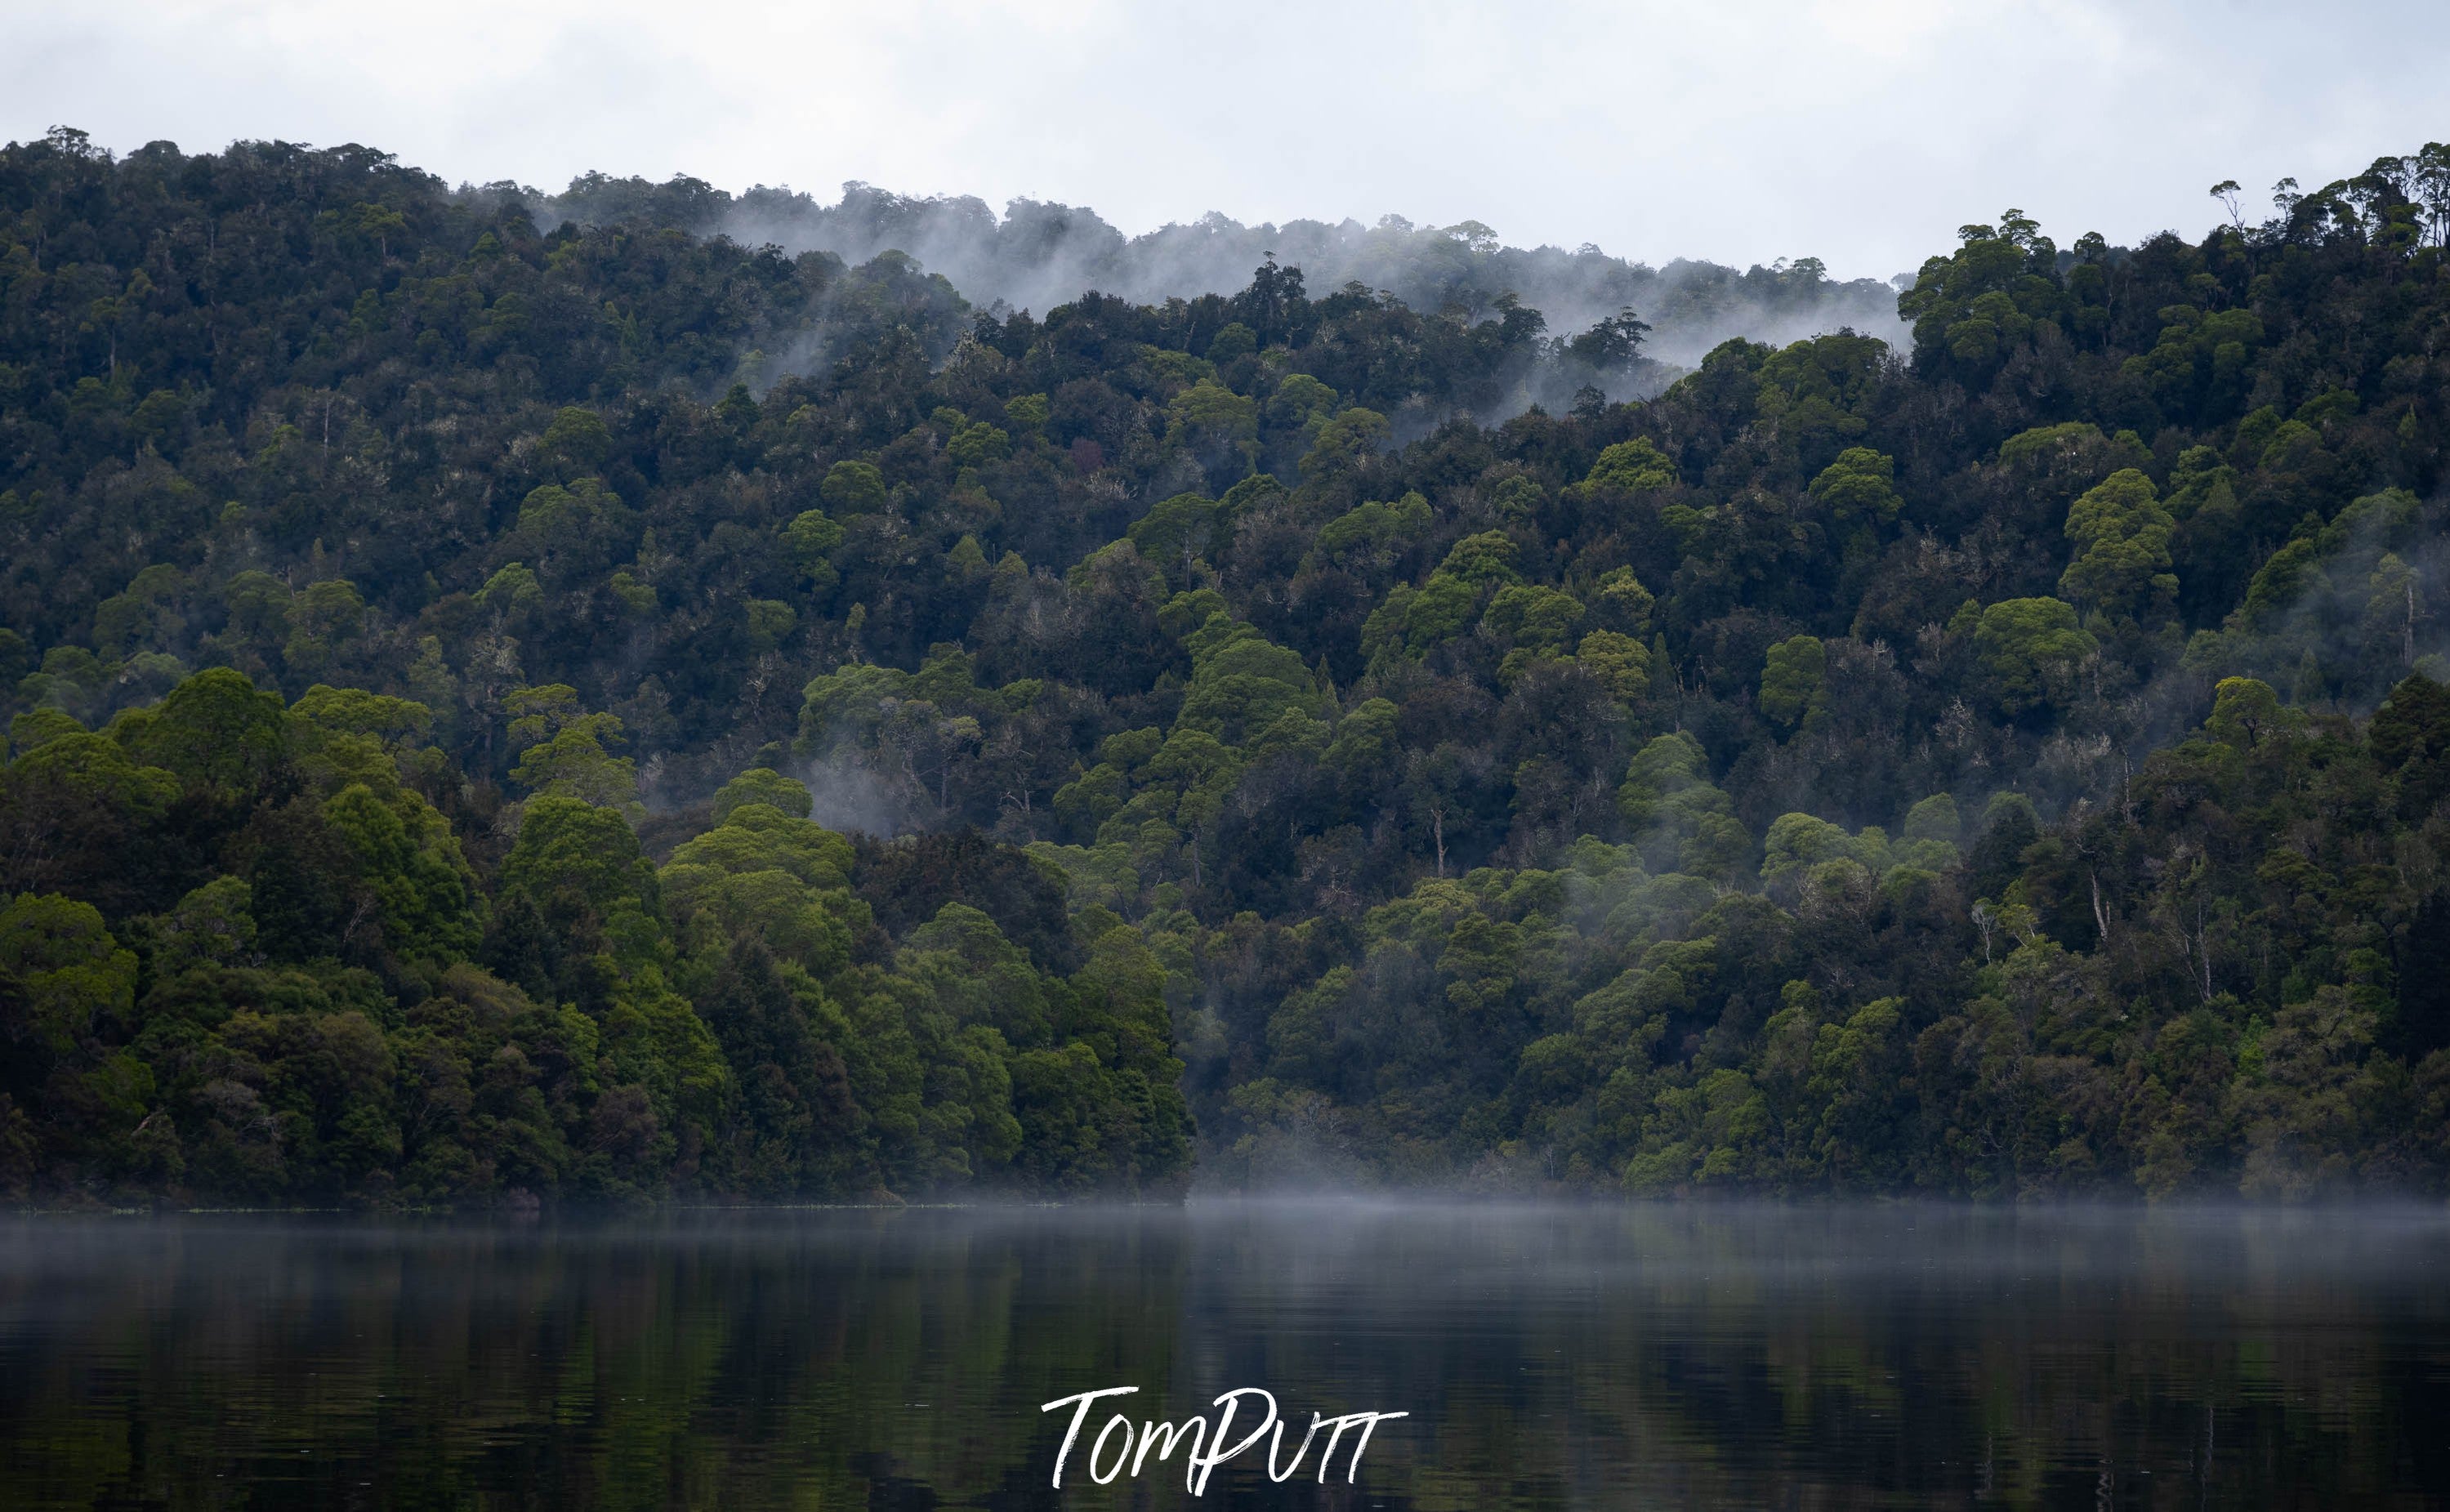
1566,306 -> 1651,368
0,892 -> 136,1060
1579,437 -> 1675,494
1973,598 -> 2097,716
1806,447 -> 1900,529
501,796 -> 659,939
505,686 -> 637,807
820,460 -> 889,515
2060,467 -> 2177,624
1757,636 -> 1827,729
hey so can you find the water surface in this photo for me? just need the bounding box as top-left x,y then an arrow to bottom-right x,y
0,1202 -> 2443,1508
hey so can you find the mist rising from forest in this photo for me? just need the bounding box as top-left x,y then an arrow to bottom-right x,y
10,126 -> 2450,1210
525,173 -> 1908,381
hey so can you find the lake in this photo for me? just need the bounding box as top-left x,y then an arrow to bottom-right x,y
0,1202 -> 2443,1508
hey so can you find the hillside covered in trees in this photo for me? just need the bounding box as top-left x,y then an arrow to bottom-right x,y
2,127 -> 2449,1206
553,170 -> 1904,375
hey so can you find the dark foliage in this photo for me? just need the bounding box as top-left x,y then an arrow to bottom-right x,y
5,128 -> 2450,1203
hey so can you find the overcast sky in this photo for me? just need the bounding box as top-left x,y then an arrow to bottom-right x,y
4,0 -> 2444,281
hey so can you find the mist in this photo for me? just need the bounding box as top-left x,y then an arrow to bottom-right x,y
524,172 -> 1908,380
7,1201 -> 2443,1505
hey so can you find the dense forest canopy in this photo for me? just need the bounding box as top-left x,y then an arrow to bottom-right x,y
536,170 -> 1906,374
2,126 -> 2449,1206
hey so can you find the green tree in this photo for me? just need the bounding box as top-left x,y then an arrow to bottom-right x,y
1757,635 -> 1827,729
2060,467 -> 2178,623
506,686 -> 637,807
1579,436 -> 1674,493
1973,598 -> 2097,716
1806,447 -> 1900,528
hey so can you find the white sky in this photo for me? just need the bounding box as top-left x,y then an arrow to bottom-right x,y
4,0 -> 2445,281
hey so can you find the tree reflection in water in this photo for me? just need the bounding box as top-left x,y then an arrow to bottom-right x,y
0,1202 -> 2443,1509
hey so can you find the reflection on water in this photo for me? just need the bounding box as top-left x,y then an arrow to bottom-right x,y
0,1203 -> 2443,1508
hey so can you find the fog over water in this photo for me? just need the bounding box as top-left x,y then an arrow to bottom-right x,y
3,1202 -> 2444,1507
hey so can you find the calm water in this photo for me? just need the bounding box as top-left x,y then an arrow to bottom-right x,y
0,1203 -> 2443,1509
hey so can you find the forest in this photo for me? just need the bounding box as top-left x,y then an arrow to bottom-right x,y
2,124 -> 2448,1205
554,168 -> 1905,373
